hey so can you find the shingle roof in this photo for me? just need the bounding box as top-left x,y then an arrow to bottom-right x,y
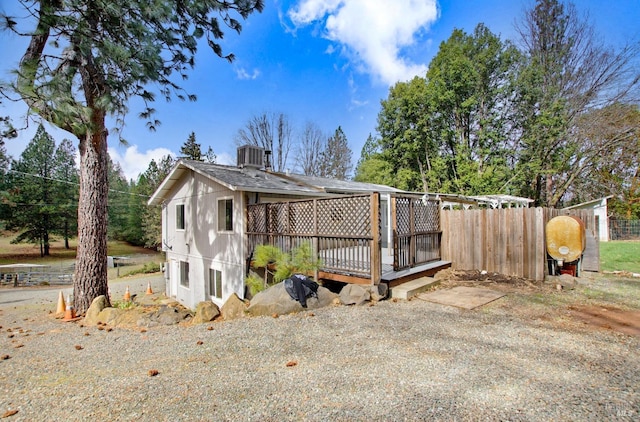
148,160 -> 404,206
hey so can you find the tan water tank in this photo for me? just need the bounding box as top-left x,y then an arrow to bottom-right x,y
545,216 -> 586,263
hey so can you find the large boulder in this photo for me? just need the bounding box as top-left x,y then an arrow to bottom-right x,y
96,307 -> 125,325
220,293 -> 247,321
147,305 -> 192,326
84,295 -> 109,326
339,284 -> 370,306
192,301 -> 220,324
247,282 -> 337,317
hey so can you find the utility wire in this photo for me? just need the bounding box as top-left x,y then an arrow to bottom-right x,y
6,169 -> 152,198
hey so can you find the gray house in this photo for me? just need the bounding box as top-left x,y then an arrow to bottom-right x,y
148,146 -> 448,309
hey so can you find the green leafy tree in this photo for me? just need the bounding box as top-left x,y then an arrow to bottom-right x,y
377,25 -> 518,194
180,132 -> 203,161
377,76 -> 434,191
354,134 -> 396,187
6,124 -> 57,256
319,126 -> 353,180
2,0 -> 263,312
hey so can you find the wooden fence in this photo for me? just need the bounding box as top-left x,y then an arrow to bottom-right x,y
441,207 -> 598,281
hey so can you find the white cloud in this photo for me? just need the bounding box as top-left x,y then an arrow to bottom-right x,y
108,145 -> 175,181
216,152 -> 235,166
288,0 -> 438,85
234,66 -> 261,80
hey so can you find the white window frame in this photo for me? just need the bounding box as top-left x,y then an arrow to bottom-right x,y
208,268 -> 223,300
179,260 -> 189,288
176,204 -> 185,230
217,197 -> 234,232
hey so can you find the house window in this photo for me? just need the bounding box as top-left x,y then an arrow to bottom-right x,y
180,261 -> 189,288
208,268 -> 222,299
176,204 -> 185,230
218,198 -> 233,231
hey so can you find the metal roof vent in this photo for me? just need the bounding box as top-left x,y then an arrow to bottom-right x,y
237,145 -> 264,169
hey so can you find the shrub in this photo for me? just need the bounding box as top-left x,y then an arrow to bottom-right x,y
245,272 -> 266,296
250,242 -> 322,284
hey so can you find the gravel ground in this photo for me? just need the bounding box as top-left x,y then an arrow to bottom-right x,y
1,274 -> 639,421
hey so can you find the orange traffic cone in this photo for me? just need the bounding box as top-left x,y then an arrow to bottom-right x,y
123,286 -> 131,302
56,291 -> 66,314
146,281 -> 153,295
63,294 -> 76,321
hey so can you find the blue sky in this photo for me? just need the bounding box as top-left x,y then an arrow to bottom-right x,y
1,0 -> 639,180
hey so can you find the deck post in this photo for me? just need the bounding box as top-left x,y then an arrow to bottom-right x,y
390,196 -> 398,271
410,197 -> 416,267
370,193 -> 381,285
313,199 -> 319,281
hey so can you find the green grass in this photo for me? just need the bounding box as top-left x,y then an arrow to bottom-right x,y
599,240 -> 640,273
0,234 -> 161,265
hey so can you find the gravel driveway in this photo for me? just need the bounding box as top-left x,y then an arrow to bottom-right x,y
1,273 -> 638,421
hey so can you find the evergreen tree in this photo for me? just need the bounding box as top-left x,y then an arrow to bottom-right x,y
354,134 -> 396,187
204,146 -> 217,164
3,0 -> 263,312
6,124 -> 57,256
142,155 -> 175,248
125,175 -> 147,246
52,139 -> 79,249
180,132 -> 203,161
319,126 -> 353,180
106,158 -> 130,241
0,130 -> 11,224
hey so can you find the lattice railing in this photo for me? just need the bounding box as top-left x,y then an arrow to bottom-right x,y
392,195 -> 441,271
247,194 -> 380,280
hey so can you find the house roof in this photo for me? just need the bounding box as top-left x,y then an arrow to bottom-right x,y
563,195 -> 613,210
285,173 -> 404,195
434,193 -> 534,208
148,159 -> 405,206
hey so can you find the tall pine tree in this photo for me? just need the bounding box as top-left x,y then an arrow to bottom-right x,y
7,125 -> 58,256
180,132 -> 203,161
319,127 -> 353,180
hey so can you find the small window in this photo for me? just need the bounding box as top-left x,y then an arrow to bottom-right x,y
176,204 -> 185,230
218,198 -> 233,231
180,261 -> 189,288
208,268 -> 222,299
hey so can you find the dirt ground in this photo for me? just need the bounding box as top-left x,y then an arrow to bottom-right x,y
435,269 -> 640,338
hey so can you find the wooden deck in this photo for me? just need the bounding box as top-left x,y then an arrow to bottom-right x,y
247,193 -> 444,287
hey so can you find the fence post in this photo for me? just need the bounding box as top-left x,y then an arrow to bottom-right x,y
370,193 -> 381,285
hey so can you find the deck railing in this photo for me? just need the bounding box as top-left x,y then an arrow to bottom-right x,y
247,194 -> 381,283
247,193 -> 442,282
391,195 -> 442,271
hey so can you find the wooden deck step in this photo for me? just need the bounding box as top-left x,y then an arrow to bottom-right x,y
390,276 -> 441,300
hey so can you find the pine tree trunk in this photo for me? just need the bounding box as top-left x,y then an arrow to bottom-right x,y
43,229 -> 50,256
73,123 -> 110,313
64,219 -> 69,249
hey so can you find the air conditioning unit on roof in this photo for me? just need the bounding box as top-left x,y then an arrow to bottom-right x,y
237,145 -> 264,169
